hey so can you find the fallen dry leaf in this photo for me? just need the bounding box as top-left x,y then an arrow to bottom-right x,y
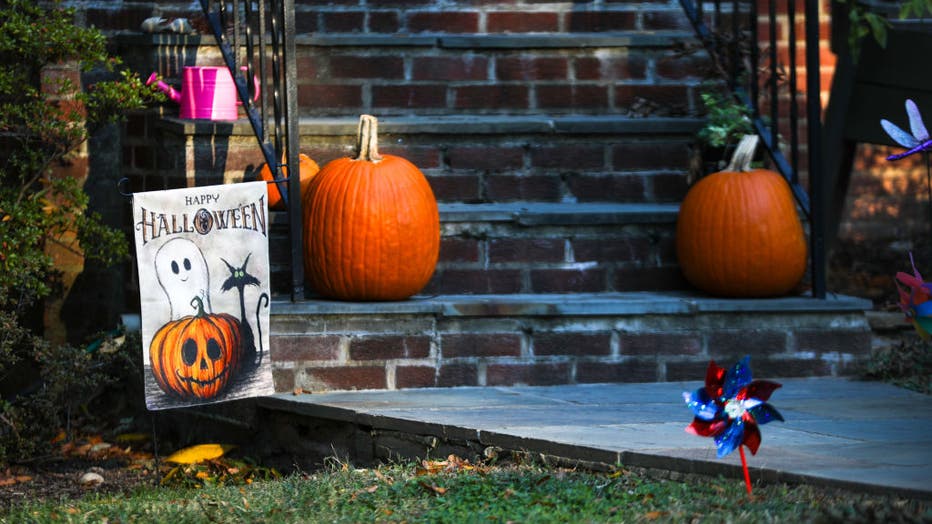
165,444 -> 236,465
644,511 -> 669,520
418,481 -> 447,496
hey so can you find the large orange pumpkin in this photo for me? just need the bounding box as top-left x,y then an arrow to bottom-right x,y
676,134 -> 807,297
149,297 -> 242,400
303,114 -> 440,300
257,152 -> 320,210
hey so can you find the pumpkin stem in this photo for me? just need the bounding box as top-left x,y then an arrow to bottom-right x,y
190,296 -> 206,317
354,114 -> 383,163
725,134 -> 760,172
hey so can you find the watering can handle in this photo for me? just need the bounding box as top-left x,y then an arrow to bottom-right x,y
238,66 -> 261,104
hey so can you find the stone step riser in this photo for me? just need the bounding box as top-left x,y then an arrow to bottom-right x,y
268,304 -> 872,391
267,203 -> 682,295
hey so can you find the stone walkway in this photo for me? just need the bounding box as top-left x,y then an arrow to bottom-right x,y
259,377 -> 932,499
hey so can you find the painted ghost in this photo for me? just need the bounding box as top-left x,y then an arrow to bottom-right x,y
154,238 -> 212,320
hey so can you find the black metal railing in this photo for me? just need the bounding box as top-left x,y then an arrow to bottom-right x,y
198,0 -> 304,301
678,0 -> 826,299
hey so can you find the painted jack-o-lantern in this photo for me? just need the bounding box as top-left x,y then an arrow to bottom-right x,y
149,296 -> 242,400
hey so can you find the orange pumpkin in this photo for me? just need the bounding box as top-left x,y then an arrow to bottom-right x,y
303,114 -> 440,300
676,134 -> 807,297
149,297 -> 242,400
257,152 -> 320,210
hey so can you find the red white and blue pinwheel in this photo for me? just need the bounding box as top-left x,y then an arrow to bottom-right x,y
683,356 -> 784,494
895,253 -> 932,340
881,99 -> 932,161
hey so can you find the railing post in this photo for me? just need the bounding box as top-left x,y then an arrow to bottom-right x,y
805,0 -> 826,299
281,0 -> 304,302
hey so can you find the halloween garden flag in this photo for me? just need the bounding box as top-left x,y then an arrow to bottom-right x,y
133,182 -> 273,410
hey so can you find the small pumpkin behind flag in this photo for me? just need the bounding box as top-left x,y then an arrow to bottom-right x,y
257,152 -> 320,210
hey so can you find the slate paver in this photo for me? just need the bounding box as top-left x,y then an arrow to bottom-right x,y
259,377 -> 932,498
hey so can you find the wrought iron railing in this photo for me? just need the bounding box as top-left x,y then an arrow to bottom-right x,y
678,0 -> 827,298
198,0 -> 304,301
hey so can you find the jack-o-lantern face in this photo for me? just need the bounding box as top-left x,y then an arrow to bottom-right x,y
149,297 -> 242,400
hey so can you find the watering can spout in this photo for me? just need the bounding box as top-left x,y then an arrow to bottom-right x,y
146,72 -> 181,103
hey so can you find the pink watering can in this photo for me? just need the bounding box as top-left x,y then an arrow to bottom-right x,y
147,66 -> 259,120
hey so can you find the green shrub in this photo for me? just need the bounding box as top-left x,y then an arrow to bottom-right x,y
0,0 -> 156,463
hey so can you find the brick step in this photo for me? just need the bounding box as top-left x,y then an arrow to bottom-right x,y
138,115 -> 701,203
117,30 -> 707,118
268,202 -> 681,295
266,291 -> 872,392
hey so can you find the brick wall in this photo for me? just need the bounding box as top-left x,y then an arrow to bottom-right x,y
270,308 -> 872,391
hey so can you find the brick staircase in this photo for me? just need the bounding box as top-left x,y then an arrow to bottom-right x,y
116,1 -> 872,392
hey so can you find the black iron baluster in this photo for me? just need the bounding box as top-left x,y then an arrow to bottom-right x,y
769,0 -> 779,150
280,0 -> 304,301
788,0 -> 800,180
805,0 -> 826,299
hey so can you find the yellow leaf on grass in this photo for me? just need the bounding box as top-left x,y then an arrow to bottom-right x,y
165,444 -> 236,464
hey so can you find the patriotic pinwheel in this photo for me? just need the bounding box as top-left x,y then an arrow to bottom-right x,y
895,253 -> 932,340
683,356 -> 784,495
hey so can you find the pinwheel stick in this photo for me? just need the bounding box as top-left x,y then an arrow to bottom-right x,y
738,446 -> 753,496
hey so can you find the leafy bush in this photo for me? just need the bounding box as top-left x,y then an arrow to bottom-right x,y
0,0 -> 156,463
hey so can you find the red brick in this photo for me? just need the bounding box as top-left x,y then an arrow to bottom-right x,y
655,53 -> 712,80
487,12 -> 559,32
350,335 -> 431,361
621,333 -> 701,356
271,335 -> 342,361
650,173 -> 690,201
298,84 -> 362,110
529,144 -> 604,170
642,10 -> 691,30
708,331 -> 788,357
453,85 -> 529,110
495,57 -> 568,81
489,238 -> 564,263
330,56 -> 404,79
272,368 -> 296,392
534,332 -> 612,356
795,330 -> 872,355
441,333 -> 522,358
613,142 -> 690,170
575,56 -> 648,80
426,174 -> 481,202
613,267 -> 687,291
86,7 -> 152,31
323,11 -> 365,32
296,13 -> 319,33
615,85 -> 691,114
665,360 -> 713,382
379,146 -> 441,169
572,238 -> 646,263
438,364 -> 478,387
536,85 -> 608,109
486,175 -> 561,201
372,85 -> 448,109
487,363 -> 570,386
530,268 -> 607,293
577,361 -> 658,383
439,237 -> 481,263
425,269 -> 523,294
566,174 -> 646,202
567,11 -> 637,31
396,366 -> 437,388
306,366 -> 386,390
407,12 -> 479,33
369,11 -> 401,33
412,56 -> 489,81
447,146 -> 523,171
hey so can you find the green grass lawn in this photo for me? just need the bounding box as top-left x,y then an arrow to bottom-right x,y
3,458 -> 929,523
